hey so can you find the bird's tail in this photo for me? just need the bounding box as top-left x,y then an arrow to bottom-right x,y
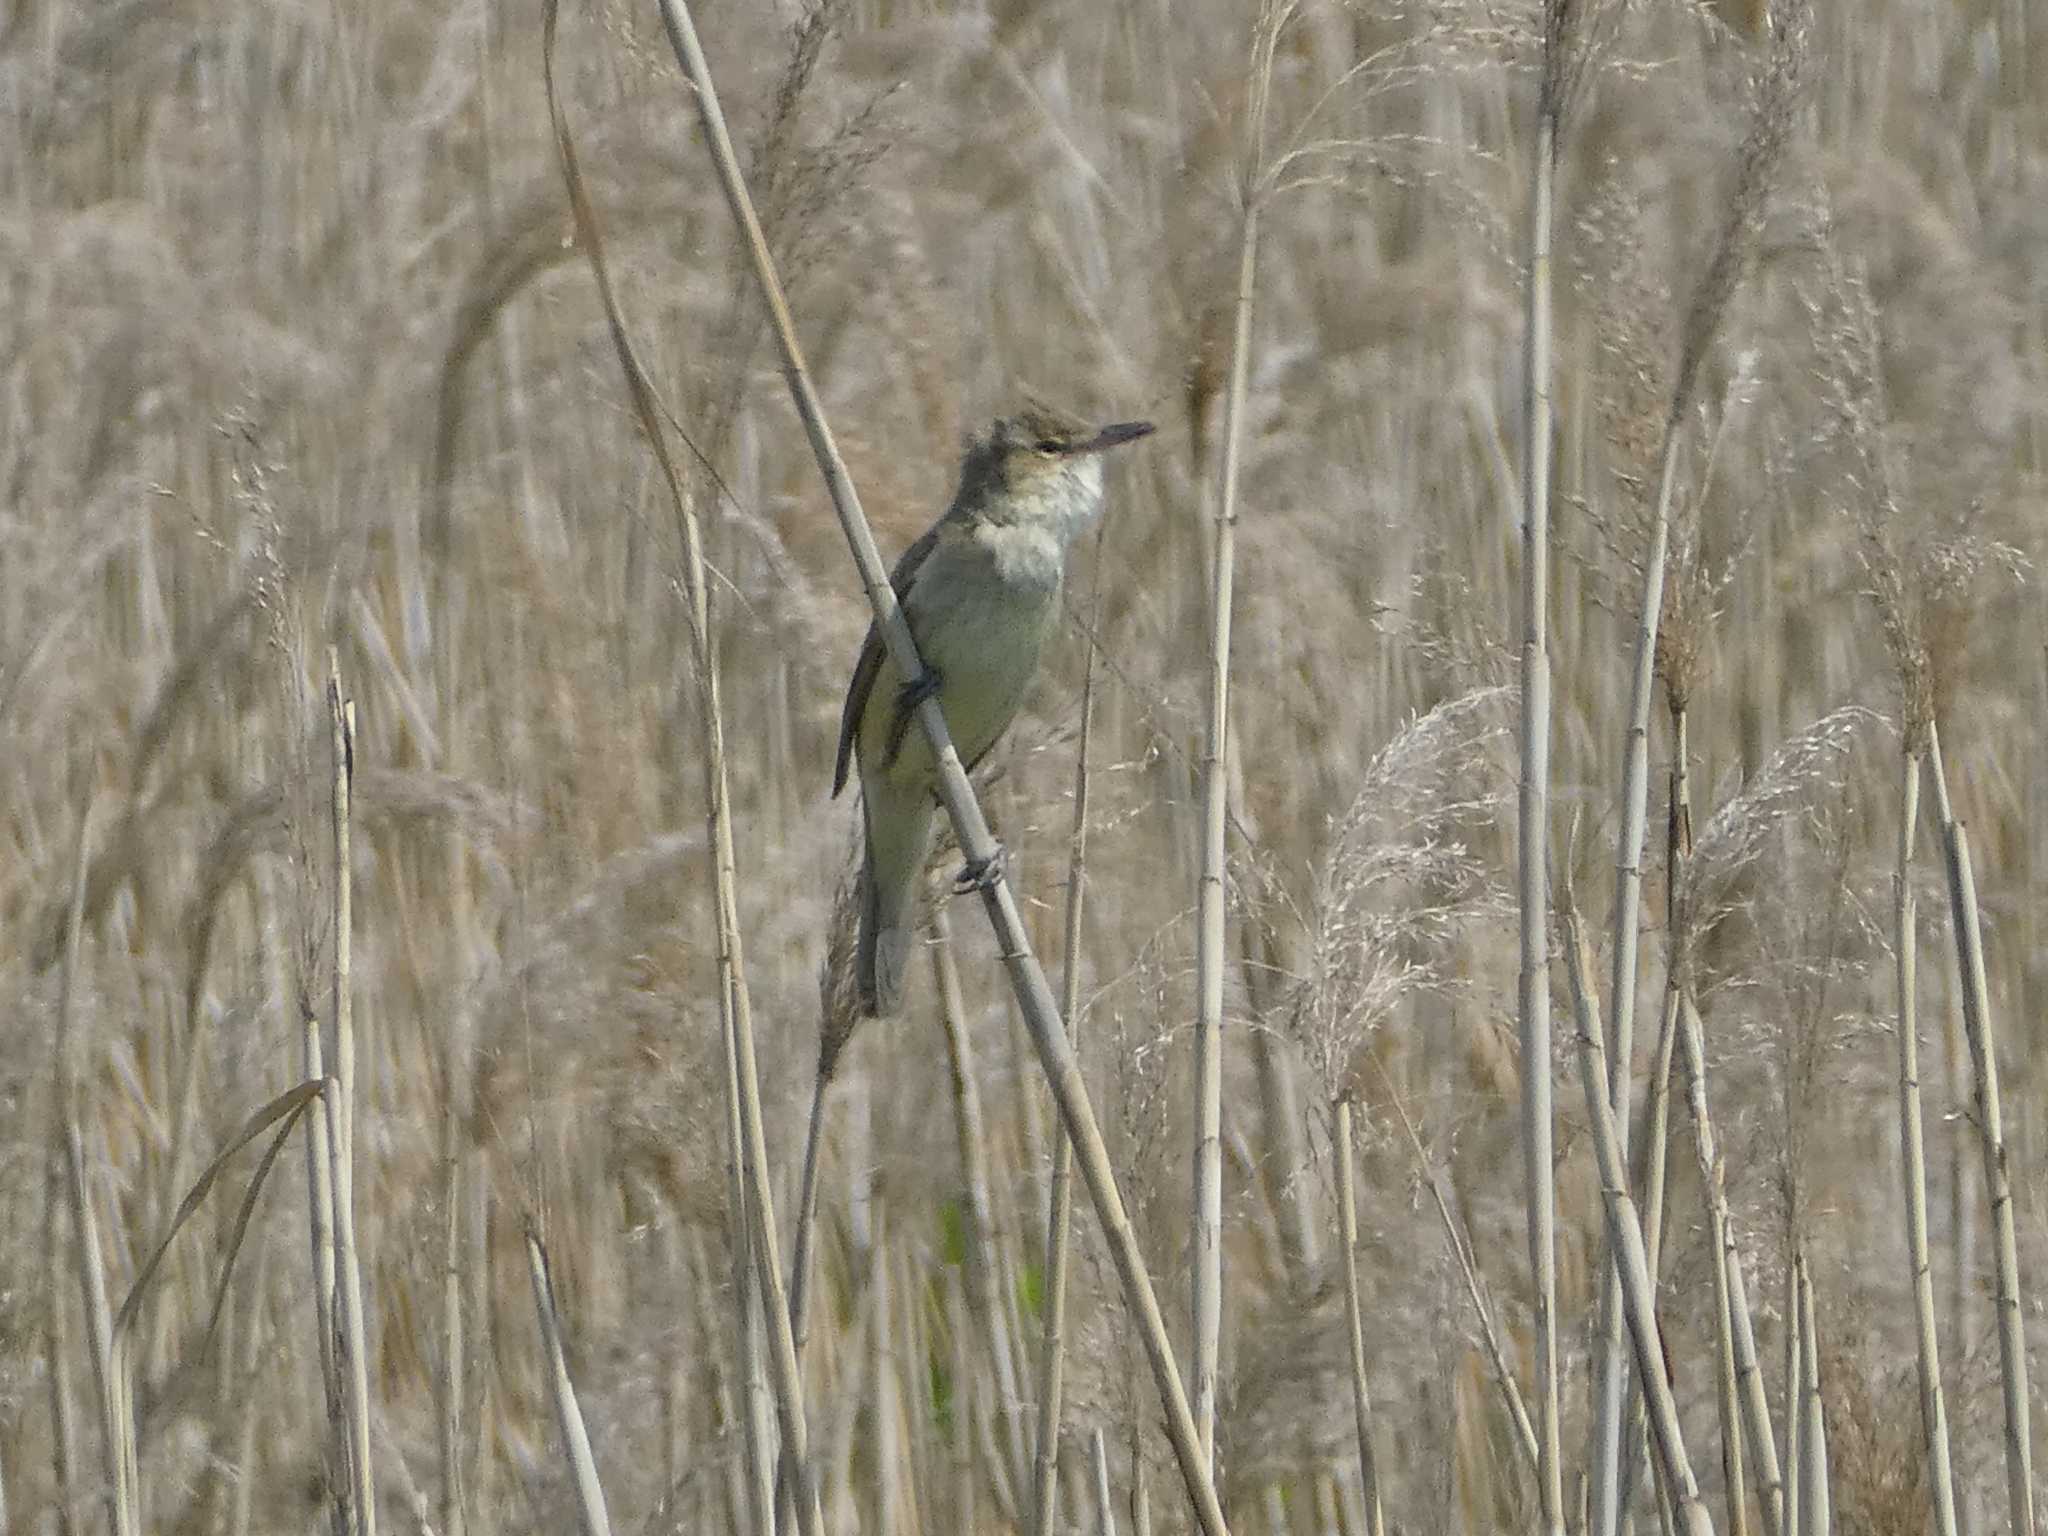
856,791 -> 937,1018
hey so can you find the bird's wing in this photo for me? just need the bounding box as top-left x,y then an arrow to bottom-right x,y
832,524 -> 942,798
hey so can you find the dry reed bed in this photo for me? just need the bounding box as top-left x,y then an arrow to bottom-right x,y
1,1 -> 2044,1533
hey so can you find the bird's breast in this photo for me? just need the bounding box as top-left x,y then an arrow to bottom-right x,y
859,527 -> 1063,787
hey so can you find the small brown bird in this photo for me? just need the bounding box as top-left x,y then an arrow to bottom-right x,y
833,404 -> 1154,1016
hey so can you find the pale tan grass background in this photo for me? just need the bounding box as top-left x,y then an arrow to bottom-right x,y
1,0 -> 2044,1531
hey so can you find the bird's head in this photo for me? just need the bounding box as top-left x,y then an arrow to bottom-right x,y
961,403 -> 1155,540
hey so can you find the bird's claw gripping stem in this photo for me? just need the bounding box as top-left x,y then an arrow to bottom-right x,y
952,843 -> 1010,896
882,667 -> 943,768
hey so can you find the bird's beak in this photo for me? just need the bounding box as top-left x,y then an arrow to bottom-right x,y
1072,420 -> 1156,455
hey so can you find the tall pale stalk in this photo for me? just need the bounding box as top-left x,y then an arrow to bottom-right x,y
1721,1227 -> 1779,1536
1194,4 -> 1279,1467
526,1235 -> 615,1536
1710,1197 -> 1746,1536
1518,16 -> 1566,1525
1926,726 -> 2035,1536
325,669 -> 376,1536
1794,1259 -> 1828,1536
1619,711 -> 1694,1533
439,840 -> 474,1536
1943,986 -> 1971,1426
1335,1100 -> 1387,1536
1588,420 -> 1684,1536
787,1077 -> 830,1365
1893,751 -> 1959,1536
1782,1260 -> 1801,1536
654,5 -> 1230,1531
295,882 -> 343,1534
1029,523 -> 1109,1536
1616,983 -> 1682,1531
1642,705 -> 1693,1283
1673,990 -> 1783,1536
1092,1429 -> 1120,1536
726,1014 -> 779,1536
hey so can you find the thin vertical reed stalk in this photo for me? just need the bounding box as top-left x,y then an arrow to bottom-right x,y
1029,521 -> 1109,1536
1563,890 -> 1715,1536
1092,1429 -> 1119,1536
1925,726 -> 2035,1536
1640,991 -> 1680,1260
1723,1234 -> 1781,1536
438,835 -> 474,1536
1893,751 -> 1960,1536
1943,989 -> 1971,1422
1589,421 -> 1685,1536
654,7 -> 1229,1531
325,667 -> 376,1536
1619,711 -> 1693,1534
932,905 -> 1031,1501
1132,1419 -> 1153,1536
540,9 -> 822,1532
1615,987 -> 1681,1533
787,1075 -> 829,1364
1335,1099 -> 1387,1536
729,1021 -> 784,1536
1782,1260 -> 1801,1536
108,1334 -> 138,1536
1711,1200 -> 1746,1536
526,1234 -> 615,1536
438,1089 -> 466,1536
1192,238 -> 1239,1453
1794,1260 -> 1828,1536
1675,993 -> 1782,1536
1518,11 -> 1566,1524
1194,4 -> 1280,1468
303,987 -> 342,1534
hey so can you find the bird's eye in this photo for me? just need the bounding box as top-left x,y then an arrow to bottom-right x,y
1034,439 -> 1063,456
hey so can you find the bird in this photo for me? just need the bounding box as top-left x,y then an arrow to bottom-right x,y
832,403 -> 1155,1017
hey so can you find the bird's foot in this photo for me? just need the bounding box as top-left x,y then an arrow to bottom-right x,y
897,668 -> 942,713
883,668 -> 943,766
951,843 -> 1010,896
